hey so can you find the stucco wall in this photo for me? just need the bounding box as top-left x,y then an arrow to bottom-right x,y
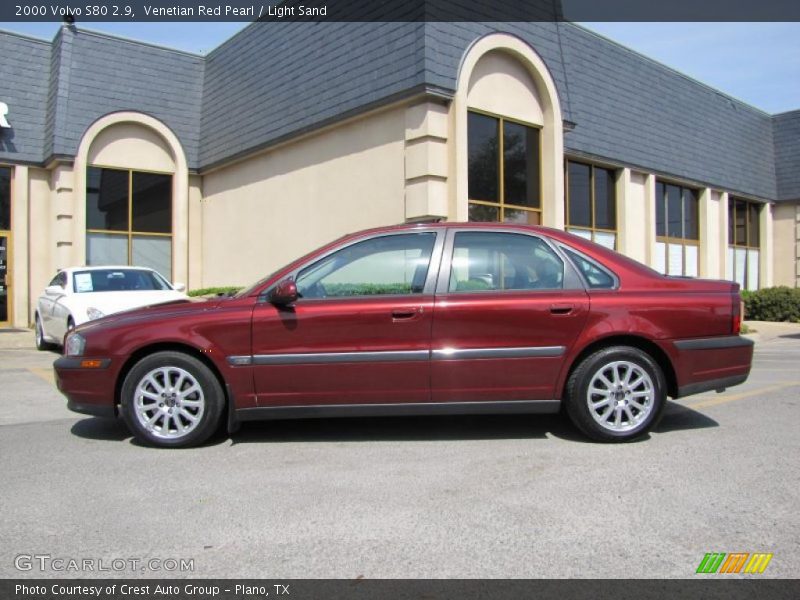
773,202 -> 798,287
200,107 -> 407,287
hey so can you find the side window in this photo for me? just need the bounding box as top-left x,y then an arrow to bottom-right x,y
296,233 -> 436,299
49,273 -> 65,288
448,232 -> 564,293
563,248 -> 616,289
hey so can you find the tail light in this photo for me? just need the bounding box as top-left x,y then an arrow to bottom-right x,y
732,293 -> 742,335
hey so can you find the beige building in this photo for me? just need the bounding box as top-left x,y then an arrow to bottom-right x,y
1,24 -> 798,329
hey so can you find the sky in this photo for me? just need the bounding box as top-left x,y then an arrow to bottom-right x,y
1,21 -> 798,114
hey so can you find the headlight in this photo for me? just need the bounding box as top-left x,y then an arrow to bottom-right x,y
86,307 -> 105,320
64,332 -> 86,357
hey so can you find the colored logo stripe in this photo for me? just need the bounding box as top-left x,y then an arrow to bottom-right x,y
697,553 -> 726,573
696,552 -> 773,574
743,553 -> 773,574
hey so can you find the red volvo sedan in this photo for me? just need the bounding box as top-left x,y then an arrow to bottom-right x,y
54,223 -> 753,447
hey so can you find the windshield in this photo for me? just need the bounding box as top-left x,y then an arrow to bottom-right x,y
72,269 -> 172,293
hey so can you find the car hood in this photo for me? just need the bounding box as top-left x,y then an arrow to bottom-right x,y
74,296 -> 219,333
72,290 -> 188,314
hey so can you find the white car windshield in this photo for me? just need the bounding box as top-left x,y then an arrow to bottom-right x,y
72,269 -> 172,293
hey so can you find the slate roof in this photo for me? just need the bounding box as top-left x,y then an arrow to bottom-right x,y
0,23 -> 796,202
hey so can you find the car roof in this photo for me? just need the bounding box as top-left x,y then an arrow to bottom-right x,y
59,266 -> 156,273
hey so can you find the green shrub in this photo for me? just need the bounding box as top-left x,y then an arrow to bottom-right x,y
741,287 -> 800,322
323,282 -> 412,296
188,286 -> 244,297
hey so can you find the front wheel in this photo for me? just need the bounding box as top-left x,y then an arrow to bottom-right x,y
564,346 -> 667,442
121,351 -> 225,448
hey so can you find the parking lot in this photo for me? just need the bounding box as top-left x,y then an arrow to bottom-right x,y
1,323 -> 798,579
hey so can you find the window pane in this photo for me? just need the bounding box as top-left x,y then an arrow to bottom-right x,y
0,167 -> 10,230
132,172 -> 172,233
503,208 -> 540,225
735,200 -> 747,247
567,162 -> 591,228
666,184 -> 682,238
747,249 -> 760,290
655,183 -> 666,237
468,203 -> 499,222
667,243 -> 683,276
748,203 -> 760,247
87,167 -> 129,231
682,188 -> 698,240
503,121 -> 539,208
593,231 -> 616,250
728,200 -> 735,245
449,232 -> 563,292
87,232 -> 128,266
564,248 -> 615,289
297,233 -> 436,298
132,235 -> 172,281
594,167 -> 616,230
685,245 -> 698,277
654,241 -> 667,274
468,112 -> 498,202
0,237 -> 7,322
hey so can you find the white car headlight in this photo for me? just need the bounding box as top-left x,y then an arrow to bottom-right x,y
86,307 -> 105,321
64,332 -> 86,357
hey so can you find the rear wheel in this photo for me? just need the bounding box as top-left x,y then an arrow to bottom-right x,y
565,346 -> 667,442
34,314 -> 55,351
121,351 -> 224,448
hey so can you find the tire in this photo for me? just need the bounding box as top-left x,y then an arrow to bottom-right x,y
35,314 -> 55,351
121,351 -> 225,448
564,346 -> 667,442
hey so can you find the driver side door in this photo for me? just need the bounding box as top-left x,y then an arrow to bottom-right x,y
250,230 -> 444,407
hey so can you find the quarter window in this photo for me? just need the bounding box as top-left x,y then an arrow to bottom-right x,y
295,233 -> 436,299
565,160 -> 617,249
468,111 -> 541,224
655,182 -> 699,277
448,232 -> 564,293
86,167 -> 173,280
727,198 -> 761,290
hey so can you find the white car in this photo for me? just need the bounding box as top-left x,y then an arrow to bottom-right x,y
35,266 -> 188,350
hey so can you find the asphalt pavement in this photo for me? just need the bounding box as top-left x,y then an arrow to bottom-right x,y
0,323 -> 798,578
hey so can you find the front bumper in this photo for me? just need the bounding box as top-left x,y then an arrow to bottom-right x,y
54,356 -> 118,418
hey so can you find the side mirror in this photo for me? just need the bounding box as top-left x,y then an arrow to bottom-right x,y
45,285 -> 63,296
269,279 -> 298,306
173,282 -> 187,292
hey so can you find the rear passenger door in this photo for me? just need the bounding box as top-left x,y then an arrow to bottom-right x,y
430,229 -> 589,403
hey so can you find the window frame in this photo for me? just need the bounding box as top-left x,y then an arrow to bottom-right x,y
263,230 -> 446,304
728,197 -> 762,290
467,109 -> 543,224
85,164 -> 173,273
564,159 -> 618,248
655,180 -> 700,277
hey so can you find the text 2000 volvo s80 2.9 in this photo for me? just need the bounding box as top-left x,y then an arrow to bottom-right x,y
54,223 -> 753,447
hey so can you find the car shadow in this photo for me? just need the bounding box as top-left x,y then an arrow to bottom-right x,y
69,401 -> 719,447
779,332 -> 800,340
652,402 -> 719,433
70,417 -> 131,442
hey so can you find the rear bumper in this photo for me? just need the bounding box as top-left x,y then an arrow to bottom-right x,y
54,356 -> 118,418
668,335 -> 754,399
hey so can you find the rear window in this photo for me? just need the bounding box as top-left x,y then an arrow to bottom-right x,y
72,269 -> 171,293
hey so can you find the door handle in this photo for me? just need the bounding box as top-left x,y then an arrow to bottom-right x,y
549,304 -> 574,315
392,307 -> 422,321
